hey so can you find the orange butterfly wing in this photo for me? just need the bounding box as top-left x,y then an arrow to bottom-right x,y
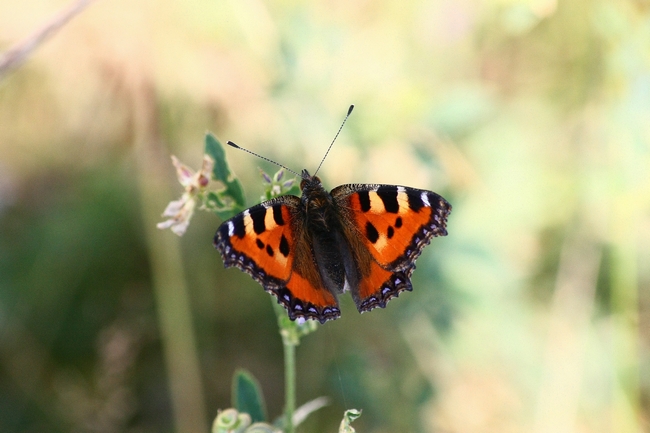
332,184 -> 451,312
214,196 -> 340,323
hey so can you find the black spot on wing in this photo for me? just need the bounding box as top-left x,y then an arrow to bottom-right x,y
358,190 -> 371,212
266,245 -> 274,257
251,206 -> 267,234
377,186 -> 399,213
395,216 -> 402,228
407,192 -> 425,212
387,226 -> 394,239
232,215 -> 246,238
365,221 -> 379,243
272,205 -> 285,226
279,234 -> 290,257
256,239 -> 264,249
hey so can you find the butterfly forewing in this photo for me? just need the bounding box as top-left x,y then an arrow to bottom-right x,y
214,196 -> 298,286
330,184 -> 451,313
214,195 -> 341,323
333,184 -> 451,271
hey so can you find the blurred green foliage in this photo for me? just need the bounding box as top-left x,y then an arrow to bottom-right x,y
232,369 -> 268,424
1,0 -> 649,432
205,133 -> 246,220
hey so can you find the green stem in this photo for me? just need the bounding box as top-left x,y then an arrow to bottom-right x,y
273,301 -> 297,433
133,82 -> 207,433
273,300 -> 318,432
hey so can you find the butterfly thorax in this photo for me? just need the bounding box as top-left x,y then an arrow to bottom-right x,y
298,169 -> 354,295
299,170 -> 337,231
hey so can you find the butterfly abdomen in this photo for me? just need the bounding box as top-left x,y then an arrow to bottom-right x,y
296,183 -> 355,295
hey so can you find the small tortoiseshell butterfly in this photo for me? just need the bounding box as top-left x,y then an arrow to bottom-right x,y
214,106 -> 451,324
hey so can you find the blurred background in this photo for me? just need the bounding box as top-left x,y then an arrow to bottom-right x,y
1,0 -> 649,432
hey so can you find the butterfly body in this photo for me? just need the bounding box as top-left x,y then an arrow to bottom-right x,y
214,169 -> 451,324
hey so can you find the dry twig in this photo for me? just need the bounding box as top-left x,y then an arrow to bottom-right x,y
0,0 -> 98,80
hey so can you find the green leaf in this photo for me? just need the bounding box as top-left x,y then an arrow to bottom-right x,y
205,132 -> 232,183
215,208 -> 238,221
206,191 -> 226,208
204,132 -> 246,216
225,178 -> 246,211
204,192 -> 240,220
232,369 -> 267,423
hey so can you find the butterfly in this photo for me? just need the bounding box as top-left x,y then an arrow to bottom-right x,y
213,107 -> 451,324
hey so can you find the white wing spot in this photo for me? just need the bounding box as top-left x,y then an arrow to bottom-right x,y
421,192 -> 430,207
227,221 -> 234,237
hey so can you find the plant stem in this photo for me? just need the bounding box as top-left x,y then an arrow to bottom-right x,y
0,0 -> 98,79
133,82 -> 208,433
273,299 -> 318,432
273,301 -> 297,433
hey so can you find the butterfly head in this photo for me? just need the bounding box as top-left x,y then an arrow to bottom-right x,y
299,169 -> 321,188
299,169 -> 332,215
299,169 -> 326,196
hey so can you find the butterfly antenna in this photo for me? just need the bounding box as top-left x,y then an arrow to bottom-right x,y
313,104 -> 354,176
226,141 -> 303,178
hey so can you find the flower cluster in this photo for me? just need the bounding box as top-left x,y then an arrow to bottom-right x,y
157,155 -> 214,236
260,168 -> 297,201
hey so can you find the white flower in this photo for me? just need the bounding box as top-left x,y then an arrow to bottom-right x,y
172,154 -> 213,191
157,154 -> 214,236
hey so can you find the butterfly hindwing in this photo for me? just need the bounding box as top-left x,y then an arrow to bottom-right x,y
332,184 -> 451,312
214,195 -> 340,323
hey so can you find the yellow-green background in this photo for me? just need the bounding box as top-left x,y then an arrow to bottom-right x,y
1,0 -> 648,432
